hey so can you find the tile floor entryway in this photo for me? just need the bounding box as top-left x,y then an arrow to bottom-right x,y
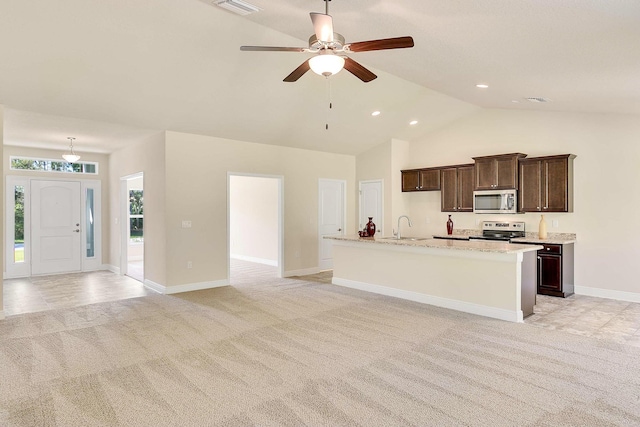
4,262 -> 640,349
3,270 -> 154,316
525,293 -> 640,347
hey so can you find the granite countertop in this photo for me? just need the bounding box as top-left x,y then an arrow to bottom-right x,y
433,230 -> 576,245
325,235 -> 542,254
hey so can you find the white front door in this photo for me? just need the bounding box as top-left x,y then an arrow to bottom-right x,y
318,179 -> 345,270
359,180 -> 383,236
31,180 -> 82,275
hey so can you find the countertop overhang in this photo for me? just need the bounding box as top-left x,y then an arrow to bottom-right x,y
325,235 -> 542,254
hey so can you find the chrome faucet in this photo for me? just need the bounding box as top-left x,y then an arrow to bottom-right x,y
395,215 -> 413,239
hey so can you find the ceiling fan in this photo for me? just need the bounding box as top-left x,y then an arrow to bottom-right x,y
240,0 -> 414,83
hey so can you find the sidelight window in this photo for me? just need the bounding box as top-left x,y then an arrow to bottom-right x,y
14,185 -> 25,263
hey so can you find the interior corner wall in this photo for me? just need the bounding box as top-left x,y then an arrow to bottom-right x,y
401,108 -> 640,297
0,105 -> 4,314
229,175 -> 279,265
356,141 -> 393,236
108,132 -> 166,286
163,131 -> 356,288
390,139 -> 412,226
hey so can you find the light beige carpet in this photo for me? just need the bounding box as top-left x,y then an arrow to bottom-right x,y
1,274 -> 640,426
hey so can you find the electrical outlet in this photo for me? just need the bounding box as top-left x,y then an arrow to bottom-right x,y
187,261 -> 193,269
294,250 -> 300,258
425,217 -> 430,224
552,220 -> 559,228
182,220 -> 192,228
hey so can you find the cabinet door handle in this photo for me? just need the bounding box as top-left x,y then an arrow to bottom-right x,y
415,186 -> 419,189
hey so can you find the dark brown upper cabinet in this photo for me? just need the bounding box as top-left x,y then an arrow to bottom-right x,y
518,154 -> 576,213
441,164 -> 475,212
473,153 -> 527,190
401,168 -> 441,192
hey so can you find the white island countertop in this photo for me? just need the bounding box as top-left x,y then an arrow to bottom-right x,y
326,235 -> 541,322
326,235 -> 542,254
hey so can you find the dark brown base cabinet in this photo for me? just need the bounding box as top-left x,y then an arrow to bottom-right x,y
537,243 -> 574,297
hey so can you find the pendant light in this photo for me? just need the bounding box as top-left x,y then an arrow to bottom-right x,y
62,137 -> 81,163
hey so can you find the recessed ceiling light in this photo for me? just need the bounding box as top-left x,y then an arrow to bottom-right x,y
409,120 -> 418,125
476,84 -> 489,89
371,111 -> 381,116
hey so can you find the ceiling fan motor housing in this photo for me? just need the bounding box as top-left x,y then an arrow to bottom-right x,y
308,33 -> 346,52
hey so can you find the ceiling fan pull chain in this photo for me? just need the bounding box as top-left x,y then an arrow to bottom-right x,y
325,76 -> 332,130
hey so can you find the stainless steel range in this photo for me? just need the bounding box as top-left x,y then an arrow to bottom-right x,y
469,221 -> 525,242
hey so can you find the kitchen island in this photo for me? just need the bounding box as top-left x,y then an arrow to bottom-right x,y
326,235 -> 542,322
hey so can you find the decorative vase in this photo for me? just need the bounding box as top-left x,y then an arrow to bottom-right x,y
446,215 -> 453,235
366,217 -> 376,236
538,214 -> 548,239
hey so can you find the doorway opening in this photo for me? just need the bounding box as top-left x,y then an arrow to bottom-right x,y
228,173 -> 284,285
120,173 -> 144,282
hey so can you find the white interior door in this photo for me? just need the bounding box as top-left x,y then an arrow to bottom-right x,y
359,180 -> 383,236
31,180 -> 82,275
318,179 -> 345,270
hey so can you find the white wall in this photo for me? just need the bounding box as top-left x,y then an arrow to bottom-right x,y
230,175 -> 279,266
365,108 -> 640,298
163,131 -> 356,288
0,105 -> 3,314
108,132 -> 166,285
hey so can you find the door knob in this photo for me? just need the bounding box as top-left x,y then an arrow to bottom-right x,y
337,228 -> 342,232
73,229 -> 80,233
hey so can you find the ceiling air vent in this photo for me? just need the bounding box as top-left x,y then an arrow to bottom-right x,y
213,0 -> 261,16
525,97 -> 551,103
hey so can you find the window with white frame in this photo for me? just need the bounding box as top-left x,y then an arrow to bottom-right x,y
10,156 -> 98,174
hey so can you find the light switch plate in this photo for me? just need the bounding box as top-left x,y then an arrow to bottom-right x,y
552,220 -> 559,228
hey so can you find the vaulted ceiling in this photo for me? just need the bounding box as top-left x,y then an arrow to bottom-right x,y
1,0 -> 638,155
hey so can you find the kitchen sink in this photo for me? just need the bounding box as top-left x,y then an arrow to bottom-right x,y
379,236 -> 430,241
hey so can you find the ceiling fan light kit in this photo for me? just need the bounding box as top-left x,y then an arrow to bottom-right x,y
309,52 -> 345,76
240,0 -> 414,83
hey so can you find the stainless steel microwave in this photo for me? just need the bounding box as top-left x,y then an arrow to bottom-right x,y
473,189 -> 518,214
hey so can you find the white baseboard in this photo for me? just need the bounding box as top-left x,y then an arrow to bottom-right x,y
283,267 -> 321,278
105,264 -> 120,274
575,286 -> 640,303
231,254 -> 278,267
143,279 -> 229,295
332,277 -> 522,323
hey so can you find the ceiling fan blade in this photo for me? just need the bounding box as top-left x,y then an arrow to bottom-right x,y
283,60 -> 311,82
310,12 -> 334,43
343,57 -> 377,82
240,46 -> 306,52
347,36 -> 414,52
